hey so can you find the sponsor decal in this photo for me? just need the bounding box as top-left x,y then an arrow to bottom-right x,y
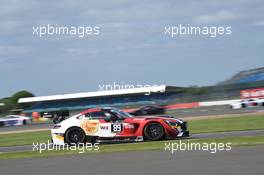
81,120 -> 100,134
100,126 -> 109,130
111,123 -> 123,133
124,123 -> 134,129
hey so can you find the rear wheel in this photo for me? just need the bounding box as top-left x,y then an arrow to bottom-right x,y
144,122 -> 164,141
22,120 -> 27,125
65,127 -> 86,144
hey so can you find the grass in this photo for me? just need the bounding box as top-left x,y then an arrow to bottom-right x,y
1,135 -> 264,159
188,114 -> 264,133
0,114 -> 263,147
0,131 -> 50,147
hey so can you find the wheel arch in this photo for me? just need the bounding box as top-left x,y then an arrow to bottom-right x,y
64,126 -> 86,141
142,120 -> 166,139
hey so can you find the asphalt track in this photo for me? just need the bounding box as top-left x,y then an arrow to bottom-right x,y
0,105 -> 264,133
1,130 -> 263,153
1,145 -> 263,175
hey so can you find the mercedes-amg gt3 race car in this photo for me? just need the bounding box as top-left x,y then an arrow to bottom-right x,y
51,107 -> 189,145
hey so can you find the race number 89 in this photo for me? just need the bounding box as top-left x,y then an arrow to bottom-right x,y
112,123 -> 123,133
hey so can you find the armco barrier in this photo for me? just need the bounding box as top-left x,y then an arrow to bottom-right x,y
165,102 -> 200,110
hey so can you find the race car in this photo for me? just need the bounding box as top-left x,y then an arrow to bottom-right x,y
256,98 -> 264,106
230,98 -> 260,109
0,115 -> 31,127
51,107 -> 189,145
129,105 -> 165,116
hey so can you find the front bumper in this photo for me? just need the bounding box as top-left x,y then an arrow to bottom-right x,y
177,130 -> 190,137
51,129 -> 65,145
177,121 -> 189,137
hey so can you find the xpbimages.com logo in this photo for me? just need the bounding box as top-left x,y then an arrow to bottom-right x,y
164,24 -> 232,38
164,140 -> 232,154
98,82 -> 165,94
32,24 -> 100,38
32,140 -> 100,154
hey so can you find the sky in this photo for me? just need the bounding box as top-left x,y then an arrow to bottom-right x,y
1,0 -> 264,97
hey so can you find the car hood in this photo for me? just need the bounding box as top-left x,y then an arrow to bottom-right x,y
0,118 -> 16,121
132,115 -> 176,119
127,115 -> 182,122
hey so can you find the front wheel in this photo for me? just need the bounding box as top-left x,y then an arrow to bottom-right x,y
144,122 -> 164,141
65,127 -> 86,144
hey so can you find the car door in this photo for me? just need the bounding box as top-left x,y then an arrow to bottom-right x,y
84,111 -> 123,137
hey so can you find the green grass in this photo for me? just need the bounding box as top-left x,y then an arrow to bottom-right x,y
1,135 -> 264,159
188,114 -> 264,133
0,131 -> 50,147
0,114 -> 263,147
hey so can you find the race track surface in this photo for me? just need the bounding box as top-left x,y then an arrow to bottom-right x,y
1,145 -> 263,175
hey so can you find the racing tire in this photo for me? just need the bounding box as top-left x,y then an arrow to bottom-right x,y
241,103 -> 246,108
22,120 -> 27,125
65,127 -> 86,145
143,122 -> 164,141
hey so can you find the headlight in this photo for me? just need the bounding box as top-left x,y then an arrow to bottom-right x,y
164,120 -> 177,127
53,124 -> 61,129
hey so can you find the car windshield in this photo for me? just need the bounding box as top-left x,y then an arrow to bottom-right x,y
111,109 -> 133,118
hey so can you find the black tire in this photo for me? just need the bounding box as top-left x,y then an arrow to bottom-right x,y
242,103 -> 246,108
22,120 -> 27,125
65,127 -> 86,145
143,122 -> 164,141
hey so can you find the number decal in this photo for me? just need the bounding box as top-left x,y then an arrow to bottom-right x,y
111,123 -> 123,133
